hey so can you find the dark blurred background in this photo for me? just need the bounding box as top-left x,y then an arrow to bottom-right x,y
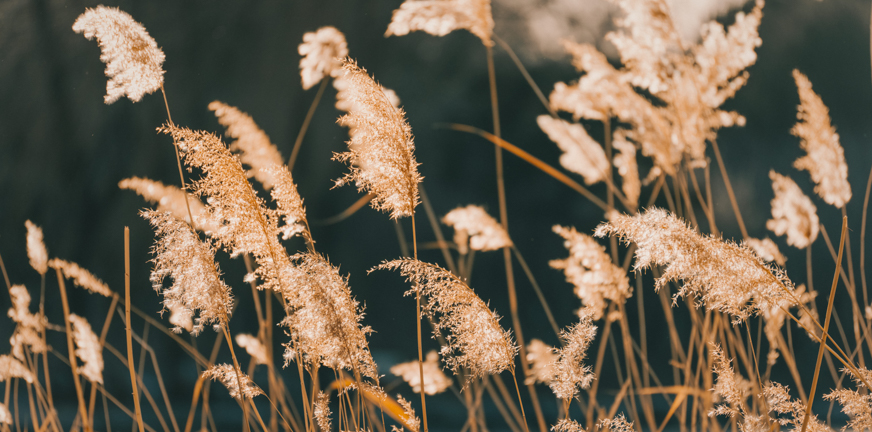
2,0 -> 872,430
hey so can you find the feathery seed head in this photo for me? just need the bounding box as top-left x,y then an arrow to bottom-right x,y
299,27 -> 348,90
263,165 -> 309,241
49,259 -> 113,297
209,101 -> 285,190
202,364 -> 263,400
334,60 -> 422,219
8,285 -> 46,359
143,210 -> 233,335
791,70 -> 851,208
375,259 -> 517,382
744,237 -> 787,267
279,252 -> 377,378
551,225 -> 631,321
537,115 -> 610,185
709,344 -> 750,418
595,208 -> 797,322
390,350 -> 453,395
235,334 -> 269,365
386,0 -> 494,46
612,131 -> 641,208
525,339 -> 558,386
119,177 -> 217,232
69,314 -> 104,384
0,404 -> 10,425
25,221 -> 48,275
765,382 -> 831,432
0,355 -> 34,383
551,419 -> 585,432
442,205 -> 511,254
767,171 -> 819,249
549,309 -> 597,400
72,6 -> 165,103
598,415 -> 634,432
314,392 -> 333,432
824,368 -> 872,432
762,284 -> 815,365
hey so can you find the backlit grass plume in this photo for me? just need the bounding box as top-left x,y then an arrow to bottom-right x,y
119,177 -> 216,232
536,115 -> 610,186
298,26 -> 348,90
551,225 -> 630,321
72,6 -> 165,104
391,351 -> 453,395
209,101 -> 285,190
595,208 -> 796,322
49,258 -> 113,297
385,0 -> 494,47
767,171 -> 819,249
442,205 -> 511,254
334,59 -> 422,220
824,368 -> 872,431
25,221 -> 48,275
375,259 -> 517,381
69,313 -> 104,384
8,285 -> 46,359
143,209 -> 233,335
792,70 -> 851,208
280,252 -> 377,379
202,364 -> 264,401
549,309 -> 597,400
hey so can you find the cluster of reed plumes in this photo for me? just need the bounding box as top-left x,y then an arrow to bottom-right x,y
4,1 -> 872,432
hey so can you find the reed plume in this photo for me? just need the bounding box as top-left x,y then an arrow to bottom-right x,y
209,101 -> 285,190
549,309 -> 597,400
767,171 -> 819,249
235,334 -> 269,365
314,391 -> 332,432
595,208 -> 796,322
764,382 -> 831,432
7,285 -> 46,359
72,6 -> 165,104
0,355 -> 34,383
202,364 -> 264,400
334,59 -> 422,219
143,209 -> 233,335
536,115 -> 610,186
0,404 -> 10,426
442,205 -> 511,254
25,220 -> 48,275
385,0 -> 494,47
299,26 -> 348,90
612,131 -> 640,208
524,339 -> 557,386
745,237 -> 787,266
69,313 -> 104,384
791,70 -> 851,208
391,351 -> 453,395
375,259 -> 517,381
119,177 -> 216,232
48,258 -> 113,297
551,225 -> 630,321
824,368 -> 872,431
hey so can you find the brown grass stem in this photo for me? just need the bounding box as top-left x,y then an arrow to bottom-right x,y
445,123 -> 609,212
709,138 -> 748,239
411,214 -> 429,432
510,246 -> 560,338
289,77 -> 329,172
314,193 -> 375,226
159,84 -> 196,229
125,227 -> 145,432
491,35 -> 555,118
800,216 -> 847,432
55,266 -> 90,432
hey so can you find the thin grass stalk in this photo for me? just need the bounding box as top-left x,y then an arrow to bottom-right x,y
410,214 -> 429,432
585,314 -> 614,430
159,84 -> 195,228
511,247 -> 560,338
709,139 -> 748,239
94,384 -> 159,432
0,252 -> 9,289
87,294 -> 119,426
860,164 -> 872,323
419,186 -> 457,274
55,267 -> 90,432
289,77 -> 329,172
130,327 -> 180,432
124,227 -> 145,432
800,216 -> 847,432
183,375 -> 206,432
491,35 -> 555,117
488,374 -> 525,428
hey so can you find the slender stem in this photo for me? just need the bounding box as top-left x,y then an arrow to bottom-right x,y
709,139 -> 748,239
800,216 -> 847,432
289,78 -> 329,172
124,228 -> 145,432
221,324 -> 251,432
160,84 -> 196,230
510,371 -> 530,432
491,35 -> 555,117
411,214 -> 429,432
56,269 -> 90,432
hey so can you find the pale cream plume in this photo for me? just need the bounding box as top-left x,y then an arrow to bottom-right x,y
314,391 -> 332,432
612,131 -> 640,208
551,225 -> 631,321
391,350 -> 453,395
596,208 -> 797,322
49,259 -> 113,297
744,237 -> 787,267
767,171 -> 819,249
69,314 -> 104,384
824,368 -> 872,432
25,221 -> 48,275
209,101 -> 285,190
0,403 -> 10,425
72,6 -> 165,103
202,364 -> 264,400
334,60 -> 422,219
598,414 -> 635,432
525,339 -> 557,386
0,355 -> 34,383
119,177 -> 217,232
442,205 -> 511,254
376,259 -> 517,381
235,334 -> 269,365
537,115 -> 610,185
764,382 -> 831,432
299,26 -> 348,90
385,0 -> 494,46
792,70 -> 851,208
7,285 -> 46,359
549,309 -> 597,400
143,210 -> 233,335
